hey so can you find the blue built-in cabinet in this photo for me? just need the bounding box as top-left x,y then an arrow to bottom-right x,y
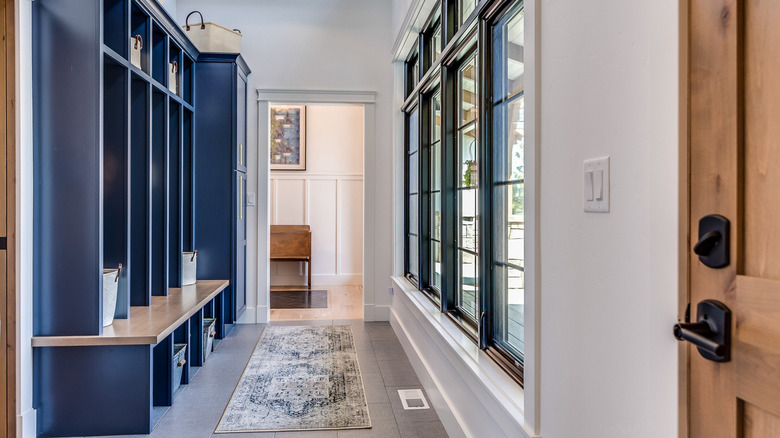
194,54 -> 250,337
31,0 -> 249,436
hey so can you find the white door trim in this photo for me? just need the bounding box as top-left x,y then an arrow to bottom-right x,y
254,89 -> 376,323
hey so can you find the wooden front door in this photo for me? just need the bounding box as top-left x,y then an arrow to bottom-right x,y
0,0 -> 12,434
687,0 -> 780,436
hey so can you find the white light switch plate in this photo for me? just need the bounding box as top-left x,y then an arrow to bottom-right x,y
247,192 -> 256,207
584,156 -> 610,213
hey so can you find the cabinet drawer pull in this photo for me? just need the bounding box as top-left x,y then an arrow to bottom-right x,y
177,359 -> 186,367
209,330 -> 216,338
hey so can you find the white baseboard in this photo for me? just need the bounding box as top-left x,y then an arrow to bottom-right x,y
390,276 -> 536,438
391,311 -> 466,438
362,304 -> 391,321
18,408 -> 36,438
256,305 -> 269,324
270,274 -> 362,286
374,304 -> 391,321
238,306 -> 270,324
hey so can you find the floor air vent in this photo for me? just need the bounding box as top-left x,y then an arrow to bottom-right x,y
398,389 -> 430,410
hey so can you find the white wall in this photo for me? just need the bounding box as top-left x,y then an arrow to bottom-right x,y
176,0 -> 395,322
270,104 -> 364,286
538,1 -> 679,436
161,0 -> 177,17
392,0 -> 417,42
390,0 -> 681,437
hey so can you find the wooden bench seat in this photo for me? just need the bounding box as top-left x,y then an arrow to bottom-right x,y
270,225 -> 312,287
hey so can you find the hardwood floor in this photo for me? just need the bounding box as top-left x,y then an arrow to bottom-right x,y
270,284 -> 363,321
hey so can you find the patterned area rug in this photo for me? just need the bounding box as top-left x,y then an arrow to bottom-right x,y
215,325 -> 371,433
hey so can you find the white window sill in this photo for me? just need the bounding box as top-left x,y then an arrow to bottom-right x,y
391,276 -> 532,438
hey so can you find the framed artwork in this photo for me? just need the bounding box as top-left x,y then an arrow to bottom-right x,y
270,105 -> 307,170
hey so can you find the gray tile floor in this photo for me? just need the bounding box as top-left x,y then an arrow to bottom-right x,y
93,320 -> 448,438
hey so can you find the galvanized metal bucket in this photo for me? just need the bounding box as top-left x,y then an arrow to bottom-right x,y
203,317 -> 216,362
182,250 -> 197,286
173,343 -> 187,393
102,264 -> 121,327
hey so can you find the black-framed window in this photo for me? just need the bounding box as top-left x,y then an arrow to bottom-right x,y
422,11 -> 443,74
405,107 -> 420,283
459,0 -> 478,26
406,51 -> 420,99
427,89 -> 443,301
489,0 -> 525,371
455,51 -> 479,325
402,0 -> 526,385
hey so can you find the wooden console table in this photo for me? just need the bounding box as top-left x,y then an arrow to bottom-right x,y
270,225 -> 312,287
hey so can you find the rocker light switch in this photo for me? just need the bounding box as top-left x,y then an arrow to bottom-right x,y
584,156 -> 610,213
584,171 -> 594,201
594,169 -> 604,200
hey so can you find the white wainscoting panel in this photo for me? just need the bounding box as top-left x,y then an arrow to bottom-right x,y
339,179 -> 363,275
270,174 -> 363,286
274,179 -> 306,225
309,179 -> 338,275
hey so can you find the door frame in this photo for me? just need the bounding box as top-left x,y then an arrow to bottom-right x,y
255,89 -> 376,323
678,1 -> 690,437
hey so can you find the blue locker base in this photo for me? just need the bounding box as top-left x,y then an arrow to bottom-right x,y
34,345 -> 153,437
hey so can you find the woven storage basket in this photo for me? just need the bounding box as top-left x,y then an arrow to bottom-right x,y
181,11 -> 241,53
102,265 -> 121,327
182,251 -> 197,286
202,318 -> 216,362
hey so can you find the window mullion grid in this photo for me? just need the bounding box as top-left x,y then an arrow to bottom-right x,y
485,0 -> 526,381
453,50 -> 479,328
418,94 -> 431,292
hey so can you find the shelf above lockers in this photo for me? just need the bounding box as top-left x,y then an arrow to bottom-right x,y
151,23 -> 167,85
104,0 -> 127,58
130,1 -> 151,74
182,56 -> 194,105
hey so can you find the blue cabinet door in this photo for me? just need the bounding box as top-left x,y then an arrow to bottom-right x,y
235,171 -> 247,317
236,74 -> 247,172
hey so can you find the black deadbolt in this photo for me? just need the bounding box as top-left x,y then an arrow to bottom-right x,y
694,214 -> 729,269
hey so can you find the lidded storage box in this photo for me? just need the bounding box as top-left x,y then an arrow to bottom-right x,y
202,318 -> 216,362
173,343 -> 187,393
102,264 -> 121,327
181,11 -> 242,53
182,250 -> 197,286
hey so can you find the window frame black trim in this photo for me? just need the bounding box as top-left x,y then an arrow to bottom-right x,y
402,0 -> 526,387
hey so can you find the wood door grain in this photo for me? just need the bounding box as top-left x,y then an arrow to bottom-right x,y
687,0 -> 780,436
0,0 -> 13,433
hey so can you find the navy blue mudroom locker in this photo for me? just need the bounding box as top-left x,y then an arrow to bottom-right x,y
194,53 -> 250,338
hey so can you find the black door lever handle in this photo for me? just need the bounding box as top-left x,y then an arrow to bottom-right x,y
674,321 -> 725,357
673,299 -> 731,362
693,230 -> 721,256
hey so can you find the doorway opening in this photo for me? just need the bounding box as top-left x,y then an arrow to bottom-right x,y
266,103 -> 365,321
